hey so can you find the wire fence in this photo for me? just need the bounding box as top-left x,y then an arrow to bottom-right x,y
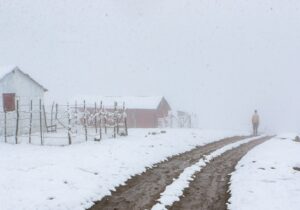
0,99 -> 128,145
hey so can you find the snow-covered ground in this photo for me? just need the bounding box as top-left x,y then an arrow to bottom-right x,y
229,133 -> 300,210
0,128 -> 247,210
2,128 -> 119,146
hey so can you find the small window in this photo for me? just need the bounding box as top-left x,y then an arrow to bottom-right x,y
3,93 -> 16,112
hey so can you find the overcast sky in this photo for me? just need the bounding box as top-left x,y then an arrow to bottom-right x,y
0,0 -> 299,132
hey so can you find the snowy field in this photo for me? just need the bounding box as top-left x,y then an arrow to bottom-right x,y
0,128 -> 247,210
229,133 -> 300,210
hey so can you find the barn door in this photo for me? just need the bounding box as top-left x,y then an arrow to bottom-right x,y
3,93 -> 16,112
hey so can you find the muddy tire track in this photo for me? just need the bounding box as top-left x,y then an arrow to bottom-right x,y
88,136 -> 248,210
169,136 -> 271,210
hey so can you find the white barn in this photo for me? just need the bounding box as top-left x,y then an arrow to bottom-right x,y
0,66 -> 48,136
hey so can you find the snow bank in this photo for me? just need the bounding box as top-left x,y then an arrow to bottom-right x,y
228,134 -> 300,210
151,135 -> 264,210
0,128 -> 247,210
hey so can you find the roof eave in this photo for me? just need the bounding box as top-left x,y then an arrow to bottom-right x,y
14,67 -> 48,92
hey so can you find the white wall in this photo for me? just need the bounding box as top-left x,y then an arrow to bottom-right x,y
0,69 -> 46,136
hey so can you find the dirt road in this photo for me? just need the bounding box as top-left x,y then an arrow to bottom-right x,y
169,136 -> 271,210
88,136 -> 248,210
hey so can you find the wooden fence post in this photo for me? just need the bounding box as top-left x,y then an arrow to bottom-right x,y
43,104 -> 48,133
94,102 -> 97,134
113,124 -> 116,138
104,112 -> 107,135
84,100 -> 87,141
75,101 -> 78,134
29,100 -> 33,144
15,100 -> 19,144
67,103 -> 72,145
113,102 -> 117,138
123,103 -> 128,136
125,117 -> 128,136
50,102 -> 54,132
39,99 -> 43,145
99,101 -> 102,140
4,109 -> 7,143
117,118 -> 119,135
55,103 -> 58,130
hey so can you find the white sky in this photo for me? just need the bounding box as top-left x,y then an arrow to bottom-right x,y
0,0 -> 299,132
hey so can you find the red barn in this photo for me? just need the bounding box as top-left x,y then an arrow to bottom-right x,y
124,97 -> 171,128
79,96 -> 172,128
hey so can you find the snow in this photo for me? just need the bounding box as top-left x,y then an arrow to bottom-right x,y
151,135 -> 265,210
0,128 -> 247,210
72,95 -> 165,109
228,134 -> 300,210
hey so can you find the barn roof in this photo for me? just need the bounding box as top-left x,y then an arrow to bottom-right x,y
74,96 -> 168,110
0,65 -> 48,91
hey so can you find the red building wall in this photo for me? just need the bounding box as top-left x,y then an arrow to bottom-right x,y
126,97 -> 171,128
126,109 -> 157,128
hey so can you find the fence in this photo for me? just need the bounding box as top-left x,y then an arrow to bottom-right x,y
0,100 -> 128,145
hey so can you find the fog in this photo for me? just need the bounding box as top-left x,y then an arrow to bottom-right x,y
0,0 -> 299,133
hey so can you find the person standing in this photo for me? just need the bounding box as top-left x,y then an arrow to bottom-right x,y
252,110 -> 260,136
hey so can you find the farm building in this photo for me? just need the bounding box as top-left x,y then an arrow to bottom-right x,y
0,65 -> 48,136
76,96 -> 172,128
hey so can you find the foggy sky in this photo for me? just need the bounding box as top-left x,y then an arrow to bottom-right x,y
0,0 -> 300,133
